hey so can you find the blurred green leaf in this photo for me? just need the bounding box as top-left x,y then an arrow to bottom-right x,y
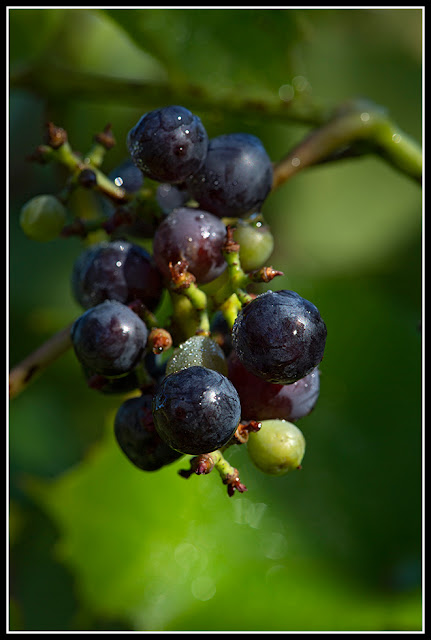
104,8 -> 307,94
9,9 -> 66,74
27,410 -> 422,631
267,156 -> 422,278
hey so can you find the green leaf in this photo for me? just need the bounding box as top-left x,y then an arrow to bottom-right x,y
104,9 -> 307,94
26,412 -> 422,631
9,9 -> 66,73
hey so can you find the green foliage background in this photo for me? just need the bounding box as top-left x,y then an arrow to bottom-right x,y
9,8 -> 422,632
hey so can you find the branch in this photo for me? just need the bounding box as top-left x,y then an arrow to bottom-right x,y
9,323 -> 74,400
272,98 -> 422,188
11,64 -> 331,127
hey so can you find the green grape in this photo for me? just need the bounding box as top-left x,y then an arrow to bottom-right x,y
247,419 -> 305,476
19,194 -> 67,241
165,335 -> 228,376
233,214 -> 274,272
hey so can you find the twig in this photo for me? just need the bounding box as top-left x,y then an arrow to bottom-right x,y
9,323 -> 74,400
272,98 -> 422,188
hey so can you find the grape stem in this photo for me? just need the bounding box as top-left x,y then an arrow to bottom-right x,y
168,262 -> 211,336
9,323 -> 74,400
272,98 -> 422,188
35,128 -> 129,203
179,449 -> 247,497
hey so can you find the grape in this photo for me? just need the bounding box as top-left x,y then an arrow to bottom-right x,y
108,158 -> 144,193
71,300 -> 148,377
152,207 -> 227,284
127,105 -> 209,183
114,394 -> 183,471
185,133 -> 273,218
232,290 -> 327,384
20,194 -> 66,241
166,335 -> 228,377
209,311 -> 233,357
247,419 -> 306,476
78,168 -> 98,189
102,159 -> 156,239
156,182 -> 189,214
143,351 -> 168,384
71,240 -> 163,311
233,214 -> 274,272
83,365 -> 143,395
152,366 -> 241,454
228,352 -> 320,421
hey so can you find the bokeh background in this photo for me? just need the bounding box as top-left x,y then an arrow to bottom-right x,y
8,8 -> 423,632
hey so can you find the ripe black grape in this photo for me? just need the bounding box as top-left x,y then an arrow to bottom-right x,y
156,182 -> 189,214
152,366 -> 241,454
71,240 -> 163,311
108,158 -> 145,193
152,207 -> 227,284
114,394 -> 183,471
114,394 -> 182,471
232,290 -> 327,384
228,352 -> 320,421
185,132 -> 273,218
71,300 -> 148,377
127,105 -> 208,184
83,365 -> 143,395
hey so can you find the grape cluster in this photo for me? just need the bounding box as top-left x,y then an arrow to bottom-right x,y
19,105 -> 328,496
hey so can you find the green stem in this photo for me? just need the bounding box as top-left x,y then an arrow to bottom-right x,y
219,293 -> 242,330
168,291 -> 200,342
273,99 -> 422,187
222,244 -> 255,309
224,249 -> 249,291
177,283 -> 211,335
51,140 -> 129,201
373,119 -> 423,181
84,142 -> 108,169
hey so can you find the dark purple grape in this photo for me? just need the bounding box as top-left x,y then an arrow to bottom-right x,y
152,366 -> 241,454
156,182 -> 189,214
108,158 -> 145,193
127,105 -> 209,184
232,290 -> 327,384
210,311 -> 233,357
82,365 -> 143,395
228,351 -> 320,421
185,133 -> 273,218
102,159 -> 155,239
71,300 -> 148,377
114,394 -> 183,471
143,351 -> 168,385
71,240 -> 163,311
152,207 -> 227,284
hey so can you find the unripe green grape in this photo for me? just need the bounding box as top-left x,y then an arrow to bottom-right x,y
166,335 -> 228,376
233,214 -> 274,272
247,419 -> 305,476
20,194 -> 67,241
